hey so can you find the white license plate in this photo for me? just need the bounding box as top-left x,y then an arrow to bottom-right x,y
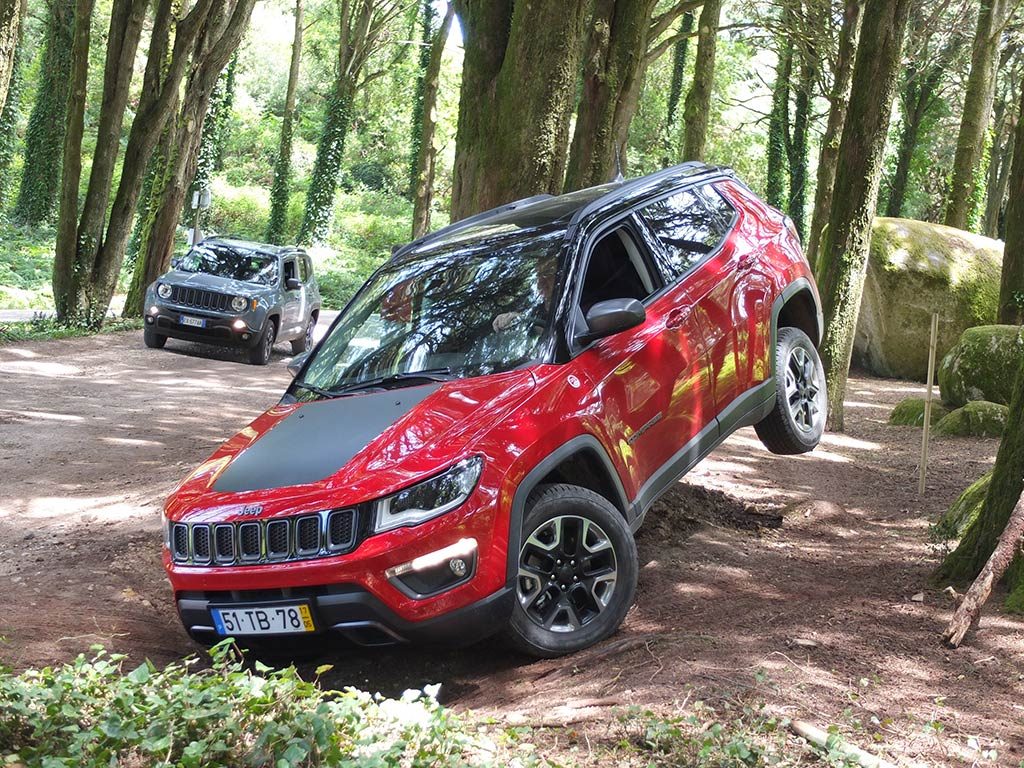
179,314 -> 206,328
211,603 -> 316,636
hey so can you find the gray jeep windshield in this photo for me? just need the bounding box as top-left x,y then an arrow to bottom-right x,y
295,228 -> 565,397
174,244 -> 279,286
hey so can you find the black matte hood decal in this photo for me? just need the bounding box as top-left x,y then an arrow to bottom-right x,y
213,384 -> 443,493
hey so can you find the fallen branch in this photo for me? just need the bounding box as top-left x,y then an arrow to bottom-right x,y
942,490 -> 1024,648
789,719 -> 896,768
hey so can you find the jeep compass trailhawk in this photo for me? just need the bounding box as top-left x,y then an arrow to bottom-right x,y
162,163 -> 826,657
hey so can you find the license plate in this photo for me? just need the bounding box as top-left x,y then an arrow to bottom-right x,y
179,314 -> 206,328
211,603 -> 316,636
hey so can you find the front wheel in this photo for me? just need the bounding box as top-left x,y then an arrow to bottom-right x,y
248,319 -> 276,365
291,314 -> 316,355
143,326 -> 167,349
754,326 -> 827,454
508,484 -> 638,658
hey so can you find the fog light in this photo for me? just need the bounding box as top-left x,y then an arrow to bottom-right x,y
385,538 -> 477,598
148,305 -> 159,315
232,319 -> 246,330
145,316 -> 154,324
241,333 -> 250,340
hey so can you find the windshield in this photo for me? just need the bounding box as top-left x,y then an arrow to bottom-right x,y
173,244 -> 279,286
295,230 -> 564,397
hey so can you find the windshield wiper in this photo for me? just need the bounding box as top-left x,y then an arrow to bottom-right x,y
292,381 -> 341,400
331,367 -> 455,395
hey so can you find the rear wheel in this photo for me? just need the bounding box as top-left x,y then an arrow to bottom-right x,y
248,319 -> 277,365
508,484 -> 638,658
143,326 -> 167,349
754,326 -> 826,454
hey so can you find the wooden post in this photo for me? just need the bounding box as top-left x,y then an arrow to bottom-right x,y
919,313 -> 939,496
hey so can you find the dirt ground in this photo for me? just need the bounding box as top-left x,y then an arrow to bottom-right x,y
0,330 -> 1021,766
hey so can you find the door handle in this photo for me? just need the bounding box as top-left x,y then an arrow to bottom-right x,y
666,307 -> 690,329
738,253 -> 758,270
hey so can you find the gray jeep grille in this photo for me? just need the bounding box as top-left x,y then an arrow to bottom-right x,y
170,286 -> 233,312
170,509 -> 357,567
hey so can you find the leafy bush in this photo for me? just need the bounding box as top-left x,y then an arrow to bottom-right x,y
0,643 -> 493,767
0,223 -> 56,309
204,180 -> 271,241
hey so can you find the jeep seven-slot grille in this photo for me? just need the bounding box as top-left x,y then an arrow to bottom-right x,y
170,285 -> 233,312
170,509 -> 358,567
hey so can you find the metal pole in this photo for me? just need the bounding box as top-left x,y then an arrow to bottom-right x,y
919,312 -> 939,496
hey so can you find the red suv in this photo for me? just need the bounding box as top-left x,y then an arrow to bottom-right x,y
162,163 -> 826,657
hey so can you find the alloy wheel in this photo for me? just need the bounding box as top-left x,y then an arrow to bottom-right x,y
784,346 -> 824,433
517,515 -> 618,633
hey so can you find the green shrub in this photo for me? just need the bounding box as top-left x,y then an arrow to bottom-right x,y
0,316 -> 143,345
205,180 -> 271,241
0,643 -> 490,767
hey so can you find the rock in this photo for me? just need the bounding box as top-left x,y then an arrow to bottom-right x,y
911,592 -> 925,603
937,324 -> 1024,407
854,218 -> 1003,381
934,401 -> 1009,438
791,637 -> 820,648
937,471 -> 992,538
888,397 -> 950,427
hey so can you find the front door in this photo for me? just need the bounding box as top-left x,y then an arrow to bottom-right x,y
282,258 -> 302,334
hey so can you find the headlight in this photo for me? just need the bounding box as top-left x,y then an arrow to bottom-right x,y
373,456 -> 482,533
231,295 -> 247,312
157,283 -> 172,299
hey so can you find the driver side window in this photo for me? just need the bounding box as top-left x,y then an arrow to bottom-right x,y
579,227 -> 657,314
283,259 -> 297,284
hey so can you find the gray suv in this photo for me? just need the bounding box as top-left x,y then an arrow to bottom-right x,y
143,237 -> 321,365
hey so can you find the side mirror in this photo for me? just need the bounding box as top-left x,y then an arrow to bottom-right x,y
287,351 -> 310,377
286,277 -> 302,291
577,298 -> 646,344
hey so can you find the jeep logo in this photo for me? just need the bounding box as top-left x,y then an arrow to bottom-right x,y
238,504 -> 263,516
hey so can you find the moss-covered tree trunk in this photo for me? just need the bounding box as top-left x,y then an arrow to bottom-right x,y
982,66 -> 1016,239
0,8 -> 22,209
680,0 -> 721,162
939,348 -> 1024,610
945,0 -> 1009,231
665,11 -> 694,137
806,0 -> 862,268
408,0 -> 435,197
266,0 -> 304,244
998,73 -> 1024,324
410,1 -> 452,238
765,32 -> 792,210
0,0 -> 21,113
449,0 -> 589,220
13,0 -> 72,224
788,42 -> 816,241
817,0 -> 913,431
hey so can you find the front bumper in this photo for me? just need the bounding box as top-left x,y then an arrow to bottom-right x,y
145,305 -> 262,348
177,583 -> 514,647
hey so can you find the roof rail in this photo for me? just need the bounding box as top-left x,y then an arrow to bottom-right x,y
391,193 -> 556,260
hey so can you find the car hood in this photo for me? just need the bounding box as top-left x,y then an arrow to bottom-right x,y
159,270 -> 270,297
169,369 -> 538,507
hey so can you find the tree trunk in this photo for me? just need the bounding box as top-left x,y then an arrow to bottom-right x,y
998,80 -> 1024,324
450,0 -> 590,220
943,490 -> 1024,647
806,0 -> 863,269
665,11 -> 694,133
52,0 -> 94,321
266,0 -> 304,244
0,0 -> 22,208
789,42 -> 816,240
0,0 -> 21,112
410,1 -> 453,238
563,0 -> 659,191
680,0 -> 721,162
765,34 -> 793,209
945,0 -> 1009,231
408,0 -> 435,197
939,347 -> 1024,612
816,0 -> 913,432
982,98 -> 1014,238
13,0 -> 73,224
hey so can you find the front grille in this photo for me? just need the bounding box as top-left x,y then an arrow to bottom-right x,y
170,509 -> 358,567
170,285 -> 233,312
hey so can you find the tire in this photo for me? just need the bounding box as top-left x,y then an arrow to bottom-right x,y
143,326 -> 167,349
508,483 -> 638,658
248,318 -> 277,365
291,314 -> 316,355
754,326 -> 827,455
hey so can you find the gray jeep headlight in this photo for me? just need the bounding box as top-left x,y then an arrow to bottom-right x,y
157,283 -> 172,299
373,457 -> 483,533
231,295 -> 248,313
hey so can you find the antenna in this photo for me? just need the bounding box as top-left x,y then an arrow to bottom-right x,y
613,145 -> 625,183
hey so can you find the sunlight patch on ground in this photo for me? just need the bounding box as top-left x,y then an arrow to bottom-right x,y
18,409 -> 84,422
818,433 -> 882,452
12,495 -> 154,522
0,359 -> 82,376
0,347 -> 40,359
843,399 -> 892,412
100,436 -> 164,448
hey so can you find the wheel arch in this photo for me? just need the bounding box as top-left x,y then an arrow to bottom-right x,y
505,435 -> 633,584
773,278 -> 822,348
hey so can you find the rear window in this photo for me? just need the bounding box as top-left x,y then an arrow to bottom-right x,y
637,185 -> 734,280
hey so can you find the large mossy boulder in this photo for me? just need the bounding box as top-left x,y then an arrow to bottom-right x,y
936,471 -> 992,539
937,324 -> 1024,407
853,218 -> 1002,381
888,397 -> 949,426
933,400 -> 1009,437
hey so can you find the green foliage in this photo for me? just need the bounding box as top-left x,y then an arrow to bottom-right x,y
299,85 -> 354,244
0,643 -> 489,766
14,0 -> 73,225
266,112 -> 295,244
0,315 -> 143,345
0,223 -> 56,308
